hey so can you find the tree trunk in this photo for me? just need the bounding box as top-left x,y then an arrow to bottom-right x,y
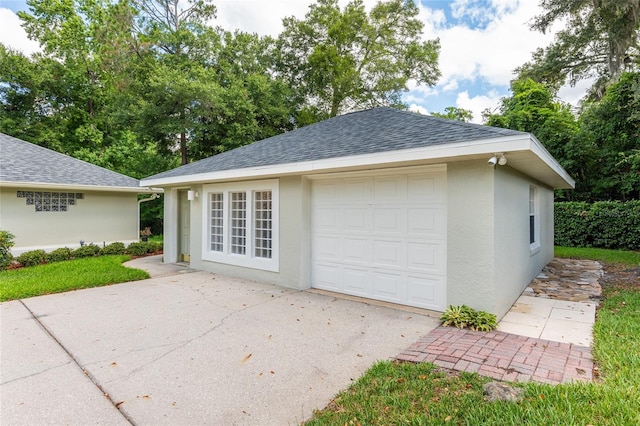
180,131 -> 187,165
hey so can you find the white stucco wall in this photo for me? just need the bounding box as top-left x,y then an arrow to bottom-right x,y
186,176 -> 310,289
162,187 -> 180,263
446,162 -> 555,318
1,187 -> 138,253
493,167 -> 554,318
446,161 -> 496,312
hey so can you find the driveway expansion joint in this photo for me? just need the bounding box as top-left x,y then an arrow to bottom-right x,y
18,300 -> 136,425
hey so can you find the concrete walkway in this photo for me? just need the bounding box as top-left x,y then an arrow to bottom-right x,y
396,258 -> 602,385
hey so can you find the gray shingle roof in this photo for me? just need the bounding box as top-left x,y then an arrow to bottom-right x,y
0,133 -> 140,188
145,107 -> 525,181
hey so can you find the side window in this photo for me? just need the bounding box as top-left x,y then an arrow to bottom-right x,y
529,186 -> 540,252
529,187 -> 536,244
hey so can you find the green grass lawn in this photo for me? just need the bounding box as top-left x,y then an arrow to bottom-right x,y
305,247 -> 640,425
0,255 -> 149,302
555,246 -> 640,268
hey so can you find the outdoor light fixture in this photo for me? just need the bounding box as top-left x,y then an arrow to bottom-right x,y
488,153 -> 507,167
187,190 -> 199,201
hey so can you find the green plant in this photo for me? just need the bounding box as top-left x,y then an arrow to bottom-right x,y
0,229 -> 15,270
46,247 -> 72,263
72,244 -> 100,259
555,200 -> 640,250
466,310 -> 498,332
126,241 -> 152,256
100,242 -> 126,255
440,305 -> 497,331
16,249 -> 47,267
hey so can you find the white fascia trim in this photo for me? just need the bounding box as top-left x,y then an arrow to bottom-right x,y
1,181 -> 162,193
528,135 -> 576,188
141,134 -> 573,188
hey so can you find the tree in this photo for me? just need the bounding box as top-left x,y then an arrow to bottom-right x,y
518,0 -> 640,99
576,72 -> 640,200
12,0 -> 139,154
277,0 -> 440,119
431,107 -> 473,122
131,0 -> 218,164
483,78 -> 584,199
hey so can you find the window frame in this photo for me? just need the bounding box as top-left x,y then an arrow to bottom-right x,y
202,179 -> 279,272
529,185 -> 540,254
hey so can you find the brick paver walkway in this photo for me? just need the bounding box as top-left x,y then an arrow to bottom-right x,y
396,326 -> 593,384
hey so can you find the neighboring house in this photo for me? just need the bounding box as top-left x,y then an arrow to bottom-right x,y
0,133 -> 159,254
141,108 -> 574,318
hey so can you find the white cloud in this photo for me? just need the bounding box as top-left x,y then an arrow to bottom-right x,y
0,8 -> 40,55
421,1 -> 553,89
558,78 -> 594,109
408,104 -> 430,115
455,90 -> 503,124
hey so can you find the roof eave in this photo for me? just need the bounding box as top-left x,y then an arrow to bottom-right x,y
140,134 -> 575,190
1,181 -> 163,193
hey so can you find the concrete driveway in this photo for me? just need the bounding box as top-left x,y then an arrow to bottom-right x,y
1,257 -> 439,425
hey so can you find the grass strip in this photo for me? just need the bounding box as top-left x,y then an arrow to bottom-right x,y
554,246 -> 640,268
0,255 -> 149,302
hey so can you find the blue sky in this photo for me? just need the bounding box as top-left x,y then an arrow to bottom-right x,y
0,0 -> 589,123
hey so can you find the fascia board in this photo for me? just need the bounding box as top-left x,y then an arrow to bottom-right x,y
140,134 -> 574,189
0,181 -> 163,193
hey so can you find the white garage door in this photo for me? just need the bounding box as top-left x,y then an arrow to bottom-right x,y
311,168 -> 447,311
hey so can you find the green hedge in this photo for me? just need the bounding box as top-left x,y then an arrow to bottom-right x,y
555,201 -> 640,250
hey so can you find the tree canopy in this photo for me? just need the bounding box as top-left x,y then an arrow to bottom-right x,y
277,0 -> 440,119
518,0 -> 640,99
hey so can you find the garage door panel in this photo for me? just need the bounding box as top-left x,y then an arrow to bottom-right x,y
407,207 -> 446,237
313,236 -> 340,261
373,272 -> 404,302
314,207 -> 340,230
344,208 -> 369,232
374,208 -> 404,233
343,267 -> 370,295
312,263 -> 341,291
373,240 -> 404,267
313,181 -> 341,204
311,169 -> 447,311
374,176 -> 406,202
343,238 -> 370,264
407,174 -> 445,202
406,276 -> 445,310
407,242 -> 446,274
344,180 -> 369,201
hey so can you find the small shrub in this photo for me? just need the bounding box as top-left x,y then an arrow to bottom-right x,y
440,305 -> 497,331
0,229 -> 15,270
100,242 -> 126,255
73,244 -> 100,259
148,241 -> 163,253
126,241 -> 151,256
16,249 -> 47,267
47,247 -> 72,263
